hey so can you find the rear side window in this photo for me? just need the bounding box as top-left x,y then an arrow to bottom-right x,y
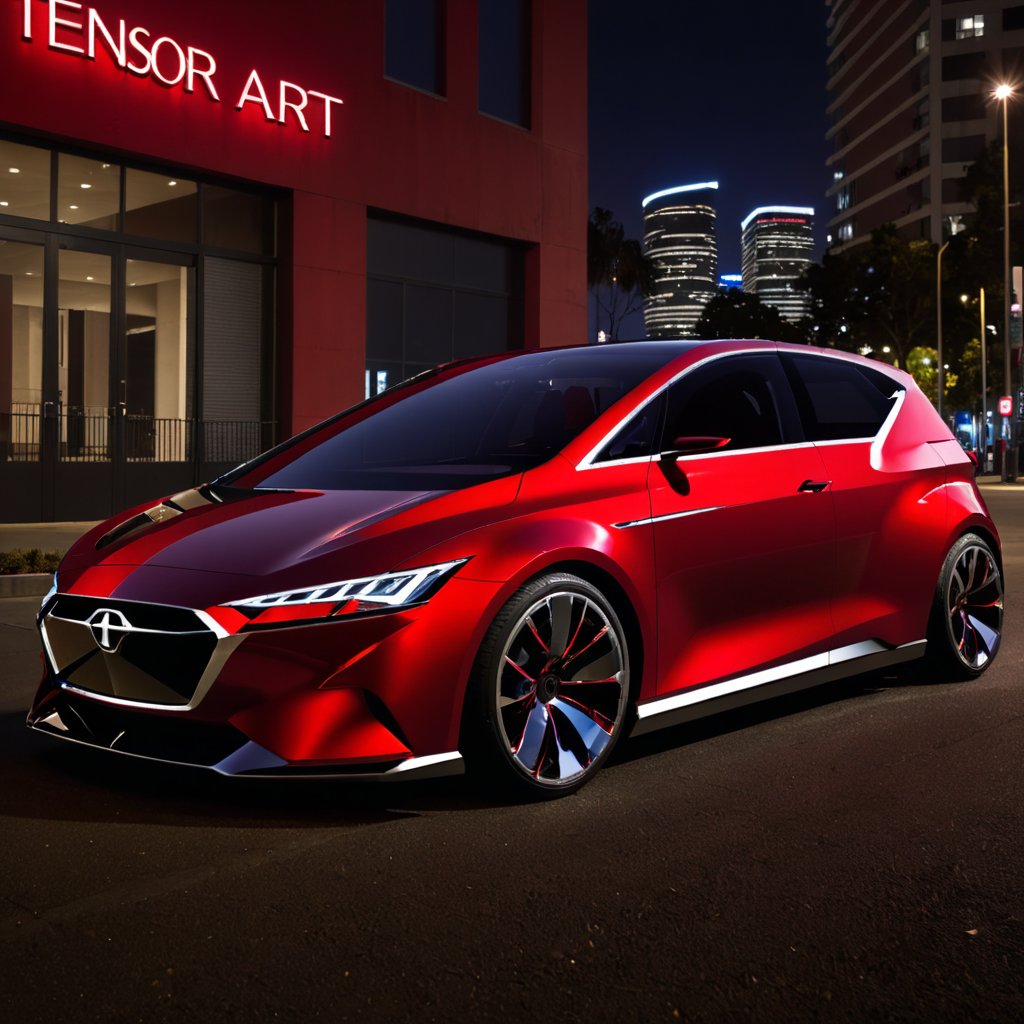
782,354 -> 902,441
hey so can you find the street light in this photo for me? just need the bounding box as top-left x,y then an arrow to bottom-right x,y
993,83 -> 1015,480
962,289 -> 989,467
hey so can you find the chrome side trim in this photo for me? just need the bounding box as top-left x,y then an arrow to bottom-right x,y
870,388 -> 907,470
631,639 -> 927,738
613,505 -> 722,530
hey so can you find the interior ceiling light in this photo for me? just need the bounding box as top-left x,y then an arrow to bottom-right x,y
8,167 -> 20,174
168,180 -> 178,186
69,204 -> 79,210
0,201 -> 8,207
80,183 -> 91,189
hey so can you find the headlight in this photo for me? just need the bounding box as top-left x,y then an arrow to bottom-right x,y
224,559 -> 468,626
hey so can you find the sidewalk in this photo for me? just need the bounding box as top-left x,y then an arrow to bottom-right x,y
0,521 -> 99,553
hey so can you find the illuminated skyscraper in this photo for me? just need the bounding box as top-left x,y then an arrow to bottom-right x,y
641,182 -> 719,337
741,206 -> 815,322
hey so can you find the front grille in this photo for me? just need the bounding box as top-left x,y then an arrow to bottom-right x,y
42,595 -> 218,706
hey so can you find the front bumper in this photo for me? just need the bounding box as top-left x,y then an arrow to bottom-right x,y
28,577 -> 500,777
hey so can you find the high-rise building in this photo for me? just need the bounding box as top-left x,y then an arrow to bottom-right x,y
641,182 -> 719,337
741,206 -> 815,322
825,0 -> 1024,250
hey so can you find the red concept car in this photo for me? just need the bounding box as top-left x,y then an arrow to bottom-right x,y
28,340 -> 1004,795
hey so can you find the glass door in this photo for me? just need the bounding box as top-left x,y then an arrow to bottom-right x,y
121,253 -> 196,509
50,242 -> 196,520
0,233 -> 46,522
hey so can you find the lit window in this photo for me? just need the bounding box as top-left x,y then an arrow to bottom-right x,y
838,222 -> 854,242
956,15 -> 984,39
915,28 -> 929,53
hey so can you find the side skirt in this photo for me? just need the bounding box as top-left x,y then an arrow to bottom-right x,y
631,639 -> 927,738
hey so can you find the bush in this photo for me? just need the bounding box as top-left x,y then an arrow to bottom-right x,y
0,548 -> 64,575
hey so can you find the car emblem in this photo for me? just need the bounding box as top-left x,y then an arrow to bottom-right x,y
87,608 -> 132,653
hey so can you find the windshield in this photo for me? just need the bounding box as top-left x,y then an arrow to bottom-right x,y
241,345 -> 683,491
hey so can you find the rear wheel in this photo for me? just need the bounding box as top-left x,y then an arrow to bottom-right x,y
926,533 -> 1003,681
466,573 -> 630,797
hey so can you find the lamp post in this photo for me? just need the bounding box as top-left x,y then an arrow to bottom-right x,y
936,240 -> 950,421
981,287 -> 988,468
966,289 -> 990,466
994,83 -> 1015,480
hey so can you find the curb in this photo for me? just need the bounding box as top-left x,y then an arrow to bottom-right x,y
0,574 -> 52,599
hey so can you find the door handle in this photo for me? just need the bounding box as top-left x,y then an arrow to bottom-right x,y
798,479 -> 831,493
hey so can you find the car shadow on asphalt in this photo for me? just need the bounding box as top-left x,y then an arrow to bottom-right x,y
610,665 -> 952,767
0,667 -> 955,827
0,711 -> 493,827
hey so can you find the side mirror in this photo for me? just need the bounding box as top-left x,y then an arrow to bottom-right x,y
660,436 -> 731,461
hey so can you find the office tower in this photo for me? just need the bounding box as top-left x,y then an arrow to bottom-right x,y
642,182 -> 719,337
741,206 -> 815,321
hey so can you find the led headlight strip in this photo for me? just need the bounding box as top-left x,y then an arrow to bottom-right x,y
223,559 -> 469,627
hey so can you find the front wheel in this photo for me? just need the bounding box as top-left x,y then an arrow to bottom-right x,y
926,533 -> 1003,681
465,573 -> 630,797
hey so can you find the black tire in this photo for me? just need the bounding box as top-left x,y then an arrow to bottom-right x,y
925,533 -> 1003,681
463,572 -> 631,798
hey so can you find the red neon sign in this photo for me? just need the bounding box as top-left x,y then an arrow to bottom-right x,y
20,0 -> 343,138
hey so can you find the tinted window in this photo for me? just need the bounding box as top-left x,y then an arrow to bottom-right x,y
782,354 -> 901,441
242,346 -> 682,492
659,354 -> 796,453
385,0 -> 444,95
479,0 -> 531,126
595,395 -> 665,463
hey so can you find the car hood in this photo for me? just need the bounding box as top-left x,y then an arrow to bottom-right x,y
59,478 -> 520,604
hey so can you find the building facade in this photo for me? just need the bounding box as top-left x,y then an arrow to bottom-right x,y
641,183 -> 719,338
0,0 -> 587,522
740,206 -> 815,322
825,0 -> 1024,249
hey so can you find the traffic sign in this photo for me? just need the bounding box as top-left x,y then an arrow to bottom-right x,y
999,396 -> 1013,416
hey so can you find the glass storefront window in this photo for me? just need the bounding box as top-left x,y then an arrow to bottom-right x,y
125,169 -> 198,244
58,250 -> 112,461
0,240 -> 45,461
124,259 -> 192,462
58,154 -> 120,231
202,186 -> 275,255
0,142 -> 51,222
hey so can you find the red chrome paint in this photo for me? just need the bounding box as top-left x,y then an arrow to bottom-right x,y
28,341 -> 1002,777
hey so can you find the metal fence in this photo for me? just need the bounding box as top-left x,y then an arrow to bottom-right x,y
1,406 -> 273,466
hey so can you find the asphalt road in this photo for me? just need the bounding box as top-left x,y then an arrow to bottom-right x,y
1,488 -> 1022,1024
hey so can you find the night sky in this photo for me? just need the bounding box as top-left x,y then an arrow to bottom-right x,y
588,0 -> 831,333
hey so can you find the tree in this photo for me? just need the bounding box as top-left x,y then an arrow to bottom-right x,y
588,207 -> 652,340
694,288 -> 806,343
799,225 -> 936,367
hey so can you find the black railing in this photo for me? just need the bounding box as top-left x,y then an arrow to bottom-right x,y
1,406 -> 273,466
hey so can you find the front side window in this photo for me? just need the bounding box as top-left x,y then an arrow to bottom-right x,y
782,354 -> 902,442
385,0 -> 445,95
594,395 -> 665,463
233,347 -> 682,492
659,354 -> 797,453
